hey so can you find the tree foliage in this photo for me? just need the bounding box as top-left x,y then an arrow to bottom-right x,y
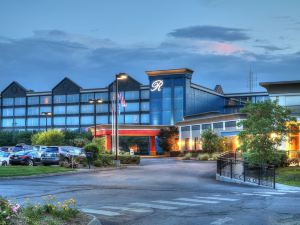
0,131 -> 34,146
92,137 -> 107,153
201,129 -> 224,153
238,100 -> 296,165
31,130 -> 65,146
158,126 -> 179,152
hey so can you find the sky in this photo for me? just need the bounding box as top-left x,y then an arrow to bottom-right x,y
0,0 -> 300,93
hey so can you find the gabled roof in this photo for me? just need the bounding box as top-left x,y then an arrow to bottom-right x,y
108,74 -> 142,91
146,68 -> 193,76
1,81 -> 28,97
52,77 -> 82,94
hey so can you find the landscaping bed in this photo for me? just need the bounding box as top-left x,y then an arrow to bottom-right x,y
276,167 -> 300,187
0,166 -> 74,177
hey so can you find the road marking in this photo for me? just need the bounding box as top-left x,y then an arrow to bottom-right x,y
102,206 -> 152,213
175,198 -> 219,204
211,217 -> 233,225
277,190 -> 299,193
254,192 -> 286,195
152,200 -> 202,206
195,196 -> 239,202
130,203 -> 178,210
81,208 -> 121,216
241,193 -> 271,197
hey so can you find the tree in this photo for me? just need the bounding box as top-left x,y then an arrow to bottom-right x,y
158,126 -> 179,152
238,100 -> 296,165
201,129 -> 224,153
31,130 -> 65,146
92,137 -> 107,153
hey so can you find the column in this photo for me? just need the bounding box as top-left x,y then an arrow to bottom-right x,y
106,135 -> 112,152
149,136 -> 156,156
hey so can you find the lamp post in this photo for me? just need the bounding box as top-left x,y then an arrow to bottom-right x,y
41,112 -> 52,131
114,73 -> 128,161
88,99 -> 103,138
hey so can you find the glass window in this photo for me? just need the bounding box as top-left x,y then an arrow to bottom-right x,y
40,106 -> 52,114
126,102 -> 139,112
125,91 -> 139,100
96,104 -> 108,113
2,98 -> 13,106
81,116 -> 94,125
213,122 -> 223,129
53,117 -> 65,126
141,102 -> 149,111
27,118 -> 39,127
181,126 -> 190,132
28,96 -> 39,105
202,124 -> 211,130
125,114 -> 139,124
141,114 -> 149,123
67,105 -> 79,114
67,116 -> 79,125
81,93 -> 94,103
162,111 -> 171,124
15,97 -> 25,105
2,118 -> 13,127
192,125 -> 201,131
14,108 -> 26,116
40,96 -> 52,104
15,118 -> 25,126
96,115 -> 108,124
67,94 -> 79,103
40,117 -> 52,126
225,121 -> 236,128
81,105 -> 94,114
95,92 -> 108,101
286,96 -> 300,106
2,108 -> 14,117
54,106 -> 66,114
54,95 -> 66,104
141,90 -> 149,99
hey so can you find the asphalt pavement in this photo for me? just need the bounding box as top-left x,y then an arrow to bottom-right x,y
1,158 -> 300,225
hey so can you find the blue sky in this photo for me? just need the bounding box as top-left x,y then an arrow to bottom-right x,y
0,0 -> 300,93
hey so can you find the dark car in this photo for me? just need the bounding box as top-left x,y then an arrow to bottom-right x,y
59,146 -> 86,166
9,151 -> 41,166
41,147 -> 60,165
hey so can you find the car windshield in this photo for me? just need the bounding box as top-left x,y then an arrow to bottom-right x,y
15,151 -> 31,156
0,152 -> 9,157
33,146 -> 40,150
45,147 -> 59,153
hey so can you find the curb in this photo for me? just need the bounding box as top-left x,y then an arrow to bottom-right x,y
87,214 -> 102,225
275,183 -> 300,191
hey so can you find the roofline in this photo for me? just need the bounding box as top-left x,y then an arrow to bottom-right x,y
224,92 -> 268,97
260,80 -> 300,87
146,68 -> 193,76
191,83 -> 224,97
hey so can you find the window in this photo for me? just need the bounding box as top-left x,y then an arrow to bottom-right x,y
67,105 -> 79,114
96,115 -> 108,124
40,106 -> 52,114
2,108 -> 14,117
53,117 -> 65,126
225,121 -> 236,128
67,116 -> 79,125
15,97 -> 25,105
27,118 -> 39,127
81,105 -> 93,114
126,102 -> 139,112
125,91 -> 139,100
125,114 -> 139,124
181,126 -> 190,132
40,117 -> 52,126
81,116 -> 94,125
141,90 -> 149,99
14,108 -> 26,116
54,95 -> 66,104
54,106 -> 66,114
67,94 -> 79,103
2,98 -> 13,106
96,104 -> 108,113
141,114 -> 149,123
286,96 -> 300,106
192,125 -> 201,131
15,118 -> 25,126
2,119 -> 13,127
141,102 -> 149,111
81,93 -> 94,103
28,96 -> 39,105
162,111 -> 171,124
40,96 -> 52,104
213,122 -> 223,129
202,124 -> 211,130
95,92 -> 108,101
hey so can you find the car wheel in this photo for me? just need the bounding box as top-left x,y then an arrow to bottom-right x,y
27,159 -> 34,166
2,161 -> 8,166
63,158 -> 70,167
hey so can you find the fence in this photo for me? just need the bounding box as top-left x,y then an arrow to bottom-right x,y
217,153 -> 276,189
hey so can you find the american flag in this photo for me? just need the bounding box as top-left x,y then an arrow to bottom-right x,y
118,92 -> 127,107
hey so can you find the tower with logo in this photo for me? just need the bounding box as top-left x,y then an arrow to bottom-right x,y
146,68 -> 193,125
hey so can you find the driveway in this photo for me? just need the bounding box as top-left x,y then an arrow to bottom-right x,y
1,158 -> 300,225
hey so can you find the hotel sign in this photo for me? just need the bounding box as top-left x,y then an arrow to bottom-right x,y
151,80 -> 164,92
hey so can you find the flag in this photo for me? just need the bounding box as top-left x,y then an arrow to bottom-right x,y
118,92 -> 127,107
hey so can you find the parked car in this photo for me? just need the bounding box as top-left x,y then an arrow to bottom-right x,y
32,145 -> 47,157
41,147 -> 60,165
0,151 -> 11,166
9,144 -> 33,153
0,147 -> 11,152
59,146 -> 86,165
9,151 -> 41,166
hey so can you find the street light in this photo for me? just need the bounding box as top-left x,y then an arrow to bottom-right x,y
41,112 -> 52,131
114,73 -> 128,161
88,99 -> 103,138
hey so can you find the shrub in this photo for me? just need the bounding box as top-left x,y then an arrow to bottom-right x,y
118,155 -> 140,164
92,137 -> 107,153
209,153 -> 220,160
31,130 -> 65,146
201,129 -> 224,153
243,150 -> 288,167
182,152 -> 192,160
196,153 -> 209,161
72,138 -> 90,148
84,143 -> 100,160
0,196 -> 20,224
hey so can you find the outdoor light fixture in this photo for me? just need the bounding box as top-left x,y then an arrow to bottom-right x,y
88,99 -> 103,137
41,112 -> 52,131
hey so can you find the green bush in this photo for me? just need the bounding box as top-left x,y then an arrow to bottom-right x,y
182,152 -> 192,160
118,155 -> 140,164
92,137 -> 107,153
31,130 -> 65,146
209,153 -> 220,160
84,143 -> 99,160
243,150 -> 288,167
196,153 -> 209,161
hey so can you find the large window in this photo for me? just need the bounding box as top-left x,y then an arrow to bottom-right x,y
286,96 -> 300,106
15,118 -> 25,126
202,124 -> 211,130
95,92 -> 108,101
81,93 -> 94,103
2,119 -> 13,127
14,108 -> 26,116
2,108 -> 14,117
2,98 -> 13,106
141,113 -> 149,123
81,116 -> 94,125
96,104 -> 108,113
54,95 -> 66,104
81,105 -> 93,114
54,106 -> 66,114
15,97 -> 26,106
162,87 -> 172,124
40,106 -> 52,114
213,122 -> 223,129
40,96 -> 52,104
225,121 -> 236,128
40,117 -> 52,126
126,102 -> 139,112
174,86 -> 184,123
53,117 -> 65,126
67,116 -> 79,125
141,102 -> 149,111
67,94 -> 79,103
67,105 -> 79,114
28,96 -> 39,105
125,114 -> 139,124
125,91 -> 139,100
27,118 -> 39,127
141,90 -> 149,99
96,115 -> 108,124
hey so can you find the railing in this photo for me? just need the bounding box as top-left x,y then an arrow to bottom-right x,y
217,155 -> 276,189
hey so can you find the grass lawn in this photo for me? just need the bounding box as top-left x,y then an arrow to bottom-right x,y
0,166 -> 74,177
276,167 -> 300,187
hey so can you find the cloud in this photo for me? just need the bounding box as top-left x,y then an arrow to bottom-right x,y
168,25 -> 250,41
254,45 -> 289,51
